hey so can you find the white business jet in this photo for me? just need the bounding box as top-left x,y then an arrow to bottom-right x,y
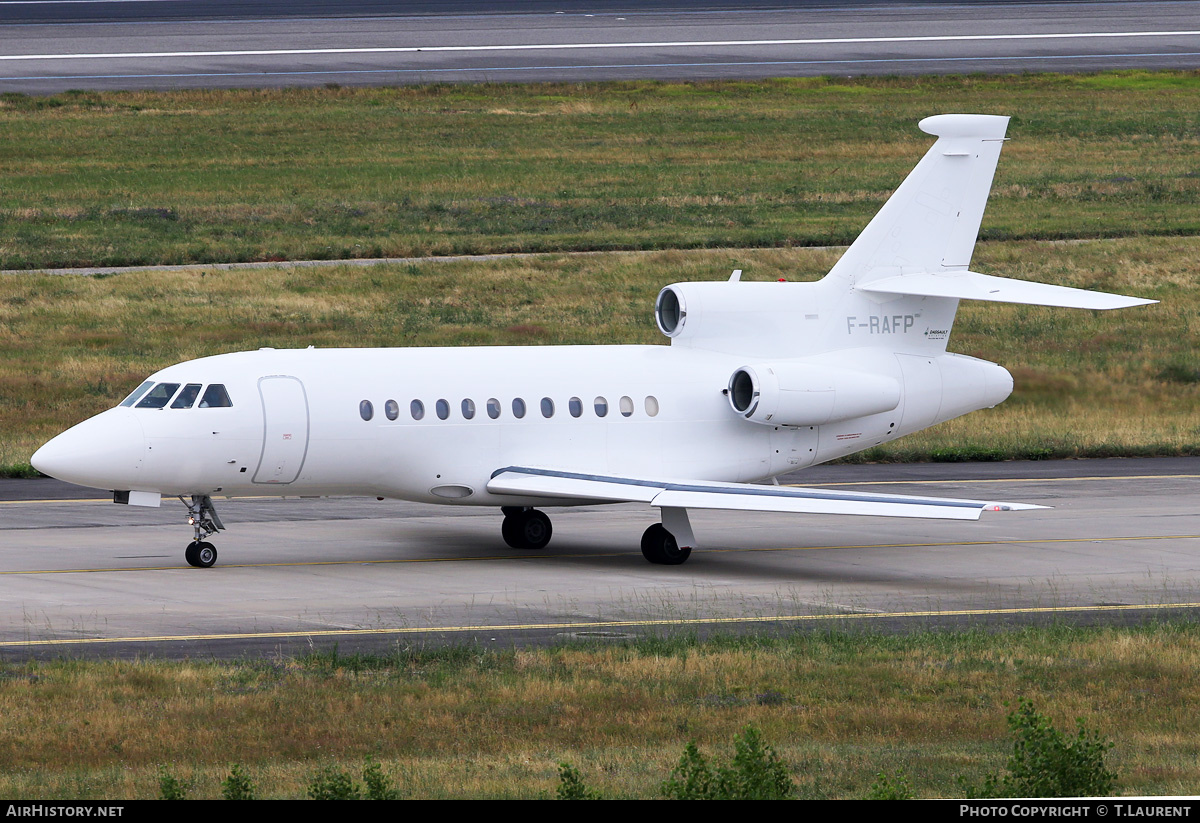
31,114 -> 1154,568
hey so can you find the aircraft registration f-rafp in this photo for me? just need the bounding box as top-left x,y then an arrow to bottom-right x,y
32,115 -> 1155,569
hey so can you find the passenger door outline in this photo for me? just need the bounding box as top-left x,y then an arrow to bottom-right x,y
252,376 -> 310,484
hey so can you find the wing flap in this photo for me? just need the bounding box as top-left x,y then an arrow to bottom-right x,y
487,467 -> 1046,521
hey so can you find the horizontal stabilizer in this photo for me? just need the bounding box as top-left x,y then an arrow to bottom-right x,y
488,467 -> 1046,521
859,271 -> 1156,310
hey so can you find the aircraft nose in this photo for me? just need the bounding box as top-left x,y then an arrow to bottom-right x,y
31,409 -> 146,491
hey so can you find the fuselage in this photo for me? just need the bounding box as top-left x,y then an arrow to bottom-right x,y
31,341 -> 1012,507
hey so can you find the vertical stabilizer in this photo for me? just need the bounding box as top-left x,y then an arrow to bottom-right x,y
825,114 -> 1009,286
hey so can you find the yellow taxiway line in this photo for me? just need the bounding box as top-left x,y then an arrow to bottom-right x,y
3,601 -> 1199,648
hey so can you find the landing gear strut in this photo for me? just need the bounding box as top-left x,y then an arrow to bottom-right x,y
180,494 -> 224,568
500,506 -> 553,550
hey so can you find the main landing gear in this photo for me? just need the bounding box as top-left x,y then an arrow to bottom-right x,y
640,523 -> 691,565
501,506 -> 553,550
498,505 -> 697,564
180,494 -> 224,568
640,507 -> 695,565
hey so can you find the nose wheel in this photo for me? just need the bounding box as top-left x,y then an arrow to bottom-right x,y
185,541 -> 218,568
179,494 -> 225,568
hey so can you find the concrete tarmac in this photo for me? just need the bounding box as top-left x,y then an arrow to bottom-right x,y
3,457 -> 1198,659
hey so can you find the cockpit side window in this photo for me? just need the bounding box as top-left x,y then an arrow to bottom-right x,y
170,383 -> 203,409
136,383 -> 181,409
198,384 -> 233,408
119,380 -> 155,407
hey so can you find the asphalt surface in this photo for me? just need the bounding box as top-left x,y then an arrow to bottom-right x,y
4,457 -> 1199,660
1,1 -> 1198,93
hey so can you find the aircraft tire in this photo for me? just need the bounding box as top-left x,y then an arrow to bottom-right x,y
501,510 -> 552,550
640,524 -> 691,565
185,541 -> 218,568
501,515 -> 524,549
519,510 -> 553,550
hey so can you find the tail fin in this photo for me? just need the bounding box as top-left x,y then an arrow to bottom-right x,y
826,114 -> 1010,285
655,115 -> 1152,361
824,114 -> 1154,311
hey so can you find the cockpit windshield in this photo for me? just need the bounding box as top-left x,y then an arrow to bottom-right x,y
199,384 -> 233,408
121,381 -> 233,409
136,383 -> 181,409
118,381 -> 155,407
170,383 -> 203,409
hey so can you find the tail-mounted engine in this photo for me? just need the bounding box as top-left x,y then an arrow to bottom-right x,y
727,362 -> 901,427
654,281 -> 828,355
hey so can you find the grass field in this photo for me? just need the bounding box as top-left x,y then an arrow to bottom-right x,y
1,625 -> 1198,799
0,72 -> 1198,269
2,72 -> 1198,472
3,72 -> 1199,470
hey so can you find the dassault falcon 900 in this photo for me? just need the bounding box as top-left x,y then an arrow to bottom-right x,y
31,115 -> 1154,569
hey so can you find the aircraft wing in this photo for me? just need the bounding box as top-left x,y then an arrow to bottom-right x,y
487,467 -> 1046,521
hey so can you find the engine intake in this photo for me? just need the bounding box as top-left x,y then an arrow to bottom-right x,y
655,287 -> 686,337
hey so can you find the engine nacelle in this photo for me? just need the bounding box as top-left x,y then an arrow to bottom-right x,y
728,362 -> 901,427
654,280 -> 830,356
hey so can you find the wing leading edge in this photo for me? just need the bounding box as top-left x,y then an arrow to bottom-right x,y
487,467 -> 1046,521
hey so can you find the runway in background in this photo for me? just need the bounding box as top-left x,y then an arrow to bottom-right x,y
1,1 -> 1198,92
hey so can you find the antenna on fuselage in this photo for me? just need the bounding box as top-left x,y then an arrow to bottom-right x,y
729,269 -> 742,282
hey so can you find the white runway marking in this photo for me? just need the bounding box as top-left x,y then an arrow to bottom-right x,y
1,30 -> 1198,62
8,52 -> 1199,83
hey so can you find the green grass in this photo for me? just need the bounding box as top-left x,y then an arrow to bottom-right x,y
1,73 -> 1199,269
1,623 -> 1198,798
3,73 -> 1199,469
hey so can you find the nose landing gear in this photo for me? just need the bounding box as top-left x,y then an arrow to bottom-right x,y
180,494 -> 224,568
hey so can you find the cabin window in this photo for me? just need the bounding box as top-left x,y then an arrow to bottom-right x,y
645,396 -> 660,417
569,397 -> 583,418
512,398 -> 526,419
119,380 -> 155,407
137,383 -> 180,409
487,398 -> 501,419
594,396 -> 608,417
541,397 -> 555,418
171,384 -> 202,409
359,400 -> 374,421
410,400 -> 425,420
620,396 -> 634,418
462,399 -> 476,420
385,399 -> 400,421
199,384 -> 233,408
436,399 -> 450,420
